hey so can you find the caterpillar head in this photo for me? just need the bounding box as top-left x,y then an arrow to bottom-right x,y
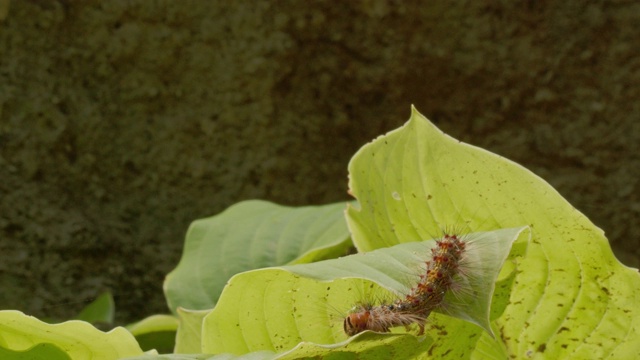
343,309 -> 371,336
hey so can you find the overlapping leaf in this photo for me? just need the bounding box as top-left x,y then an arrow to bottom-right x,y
127,315 -> 178,353
345,107 -> 640,358
0,310 -> 143,359
164,200 -> 352,313
200,227 -> 526,356
12,106 -> 632,359
174,308 -> 210,354
162,107 -> 639,358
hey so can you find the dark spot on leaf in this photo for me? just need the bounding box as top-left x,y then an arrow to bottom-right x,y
557,327 -> 570,333
537,344 -> 546,353
601,287 -> 610,295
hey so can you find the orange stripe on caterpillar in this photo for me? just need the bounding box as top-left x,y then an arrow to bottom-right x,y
343,234 -> 466,336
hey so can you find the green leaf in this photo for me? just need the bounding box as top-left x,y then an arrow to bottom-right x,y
345,107 -> 640,358
200,227 -> 526,356
0,343 -> 71,360
0,310 -> 143,359
175,308 -> 211,354
164,200 -> 351,314
274,333 -> 426,360
122,352 -> 277,360
74,292 -> 114,325
127,315 -> 178,353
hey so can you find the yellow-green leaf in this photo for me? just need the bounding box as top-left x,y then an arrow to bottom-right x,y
0,310 -> 143,359
175,308 -> 210,354
201,227 -> 526,356
346,107 -> 640,358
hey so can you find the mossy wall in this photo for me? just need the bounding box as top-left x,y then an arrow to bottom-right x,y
1,1 -> 638,323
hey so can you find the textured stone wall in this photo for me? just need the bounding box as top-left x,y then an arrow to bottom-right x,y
1,1 -> 638,323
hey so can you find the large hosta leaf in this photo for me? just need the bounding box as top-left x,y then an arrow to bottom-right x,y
164,200 -> 351,313
165,107 -> 638,358
201,227 -> 527,356
0,310 -> 143,359
345,107 -> 640,358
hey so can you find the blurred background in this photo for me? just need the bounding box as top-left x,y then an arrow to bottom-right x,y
1,1 -> 638,325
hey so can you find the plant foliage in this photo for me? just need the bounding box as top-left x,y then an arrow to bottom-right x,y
2,107 -> 638,360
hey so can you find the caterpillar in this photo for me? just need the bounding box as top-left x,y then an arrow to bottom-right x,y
343,233 -> 466,336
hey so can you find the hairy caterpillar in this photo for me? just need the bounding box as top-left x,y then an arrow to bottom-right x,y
343,233 -> 467,336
